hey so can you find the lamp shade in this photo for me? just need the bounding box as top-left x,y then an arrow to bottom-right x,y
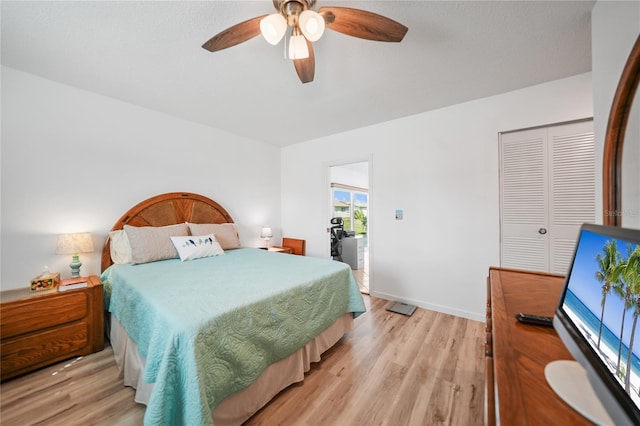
288,34 -> 309,59
260,227 -> 273,239
56,232 -> 94,254
260,13 -> 287,45
299,10 -> 325,42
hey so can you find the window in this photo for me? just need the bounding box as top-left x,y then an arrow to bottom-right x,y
332,185 -> 368,235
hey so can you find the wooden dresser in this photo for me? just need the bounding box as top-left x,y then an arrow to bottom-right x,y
485,267 -> 590,425
1,275 -> 104,381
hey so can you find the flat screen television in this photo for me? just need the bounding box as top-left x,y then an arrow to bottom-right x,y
549,223 -> 640,425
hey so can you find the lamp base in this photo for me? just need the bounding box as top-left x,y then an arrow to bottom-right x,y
69,254 -> 82,278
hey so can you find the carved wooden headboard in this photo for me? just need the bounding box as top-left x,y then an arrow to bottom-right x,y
101,192 -> 234,271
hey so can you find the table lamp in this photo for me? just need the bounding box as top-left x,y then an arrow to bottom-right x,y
260,226 -> 273,249
56,232 -> 94,277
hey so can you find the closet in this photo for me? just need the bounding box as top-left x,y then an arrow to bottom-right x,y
499,120 -> 595,274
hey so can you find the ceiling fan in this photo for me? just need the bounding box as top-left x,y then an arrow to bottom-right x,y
202,0 -> 408,84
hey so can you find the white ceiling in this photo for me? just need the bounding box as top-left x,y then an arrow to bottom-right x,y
1,1 -> 594,147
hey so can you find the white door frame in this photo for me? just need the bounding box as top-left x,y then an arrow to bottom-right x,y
327,156 -> 373,293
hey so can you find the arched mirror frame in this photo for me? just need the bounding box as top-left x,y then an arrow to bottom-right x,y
603,34 -> 640,226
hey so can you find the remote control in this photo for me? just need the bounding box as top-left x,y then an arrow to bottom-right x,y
515,312 -> 554,327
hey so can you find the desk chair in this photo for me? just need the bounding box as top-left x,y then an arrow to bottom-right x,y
330,217 -> 344,262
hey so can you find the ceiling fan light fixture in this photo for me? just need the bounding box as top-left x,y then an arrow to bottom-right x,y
299,10 -> 325,42
288,34 -> 309,59
203,1 -> 408,83
260,13 -> 287,45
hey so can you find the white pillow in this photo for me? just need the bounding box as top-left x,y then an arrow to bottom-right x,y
170,234 -> 224,261
109,230 -> 132,264
124,223 -> 189,265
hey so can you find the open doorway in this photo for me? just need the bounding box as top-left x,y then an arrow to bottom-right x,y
329,161 -> 369,294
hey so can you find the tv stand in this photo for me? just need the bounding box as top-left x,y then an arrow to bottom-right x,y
485,267 -> 592,425
545,360 -> 614,425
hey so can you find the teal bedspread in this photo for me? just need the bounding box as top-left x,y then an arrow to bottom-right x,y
100,248 -> 365,426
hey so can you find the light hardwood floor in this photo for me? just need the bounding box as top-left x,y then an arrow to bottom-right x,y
352,248 -> 369,294
0,296 -> 485,425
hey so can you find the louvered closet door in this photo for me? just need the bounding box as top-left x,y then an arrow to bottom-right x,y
548,121 -> 595,274
500,121 -> 594,274
500,128 -> 549,271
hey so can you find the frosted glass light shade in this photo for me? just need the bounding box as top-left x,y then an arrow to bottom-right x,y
288,35 -> 309,59
260,14 -> 287,45
299,10 -> 325,42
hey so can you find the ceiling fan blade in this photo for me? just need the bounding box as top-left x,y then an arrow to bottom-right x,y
293,39 -> 315,83
202,15 -> 268,52
319,7 -> 407,42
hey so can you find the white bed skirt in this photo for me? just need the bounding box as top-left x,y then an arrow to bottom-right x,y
110,313 -> 354,426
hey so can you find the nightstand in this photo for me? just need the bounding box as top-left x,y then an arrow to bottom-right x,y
0,275 -> 104,381
268,246 -> 293,254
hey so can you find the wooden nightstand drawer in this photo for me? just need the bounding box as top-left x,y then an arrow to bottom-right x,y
1,322 -> 89,378
0,275 -> 104,382
1,292 -> 88,339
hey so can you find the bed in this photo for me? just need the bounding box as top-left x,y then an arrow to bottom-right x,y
99,192 -> 366,426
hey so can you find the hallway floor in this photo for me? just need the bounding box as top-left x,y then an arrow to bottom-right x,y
351,248 -> 369,294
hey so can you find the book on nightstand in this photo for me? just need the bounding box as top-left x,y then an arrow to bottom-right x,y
58,277 -> 89,291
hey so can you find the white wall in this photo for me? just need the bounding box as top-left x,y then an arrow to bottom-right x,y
281,73 -> 593,321
592,1 -> 640,228
330,162 -> 369,189
1,67 -> 281,290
